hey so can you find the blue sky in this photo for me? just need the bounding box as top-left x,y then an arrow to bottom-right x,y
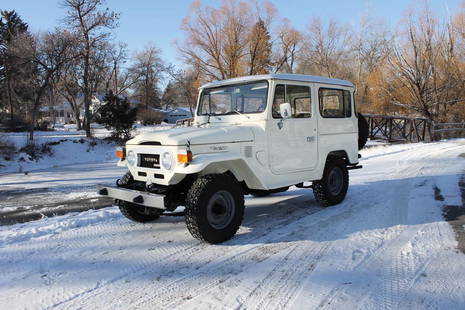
1,0 -> 462,68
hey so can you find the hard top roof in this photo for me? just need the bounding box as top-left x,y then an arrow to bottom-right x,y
201,73 -> 354,89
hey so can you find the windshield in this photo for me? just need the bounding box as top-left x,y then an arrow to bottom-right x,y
198,81 -> 268,116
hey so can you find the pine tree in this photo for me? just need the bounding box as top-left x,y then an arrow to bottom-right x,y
98,91 -> 137,141
0,10 -> 30,122
248,19 -> 272,75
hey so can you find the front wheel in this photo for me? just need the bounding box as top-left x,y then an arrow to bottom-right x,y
312,157 -> 349,207
118,201 -> 162,223
185,174 -> 244,244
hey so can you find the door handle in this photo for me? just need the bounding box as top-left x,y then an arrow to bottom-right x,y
307,136 -> 315,142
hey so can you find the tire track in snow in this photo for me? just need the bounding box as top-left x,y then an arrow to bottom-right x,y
52,199 -> 324,310
0,214 -> 200,310
119,144 -> 420,310
119,187 -> 376,310
317,142 -> 464,310
140,183 -> 379,310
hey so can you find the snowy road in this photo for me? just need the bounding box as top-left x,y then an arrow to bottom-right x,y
1,140 -> 465,309
0,162 -> 125,224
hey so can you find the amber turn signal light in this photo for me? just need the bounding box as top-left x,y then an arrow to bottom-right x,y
116,147 -> 126,160
177,150 -> 193,163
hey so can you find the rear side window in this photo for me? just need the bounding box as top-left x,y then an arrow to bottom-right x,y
272,84 -> 312,118
319,88 -> 352,118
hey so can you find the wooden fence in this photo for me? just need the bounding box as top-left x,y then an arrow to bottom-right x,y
364,114 -> 433,142
364,114 -> 465,142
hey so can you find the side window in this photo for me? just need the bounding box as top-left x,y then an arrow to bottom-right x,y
272,84 -> 312,118
319,88 -> 352,118
343,90 -> 352,117
272,84 -> 285,118
287,85 -> 311,118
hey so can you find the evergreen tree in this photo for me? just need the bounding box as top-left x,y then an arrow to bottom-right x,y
0,10 -> 30,122
248,19 -> 272,75
99,91 -> 137,141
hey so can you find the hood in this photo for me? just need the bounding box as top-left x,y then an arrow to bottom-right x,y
127,125 -> 254,146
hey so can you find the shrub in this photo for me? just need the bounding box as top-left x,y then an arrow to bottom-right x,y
35,120 -> 54,131
19,143 -> 52,161
0,113 -> 29,132
0,135 -> 16,160
136,107 -> 165,125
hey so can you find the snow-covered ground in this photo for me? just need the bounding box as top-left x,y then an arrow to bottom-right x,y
0,139 -> 465,309
0,125 -> 174,224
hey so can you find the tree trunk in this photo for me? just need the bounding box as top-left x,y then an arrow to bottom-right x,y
75,109 -> 82,130
83,49 -> 92,137
6,70 -> 14,122
29,98 -> 40,142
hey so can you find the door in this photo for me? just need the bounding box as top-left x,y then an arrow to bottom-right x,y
268,82 -> 318,174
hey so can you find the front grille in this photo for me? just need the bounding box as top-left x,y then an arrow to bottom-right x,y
139,153 -> 160,168
140,141 -> 161,146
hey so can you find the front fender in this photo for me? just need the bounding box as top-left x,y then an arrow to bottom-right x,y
173,152 -> 266,190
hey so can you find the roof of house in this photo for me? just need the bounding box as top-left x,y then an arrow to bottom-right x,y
167,107 -> 192,115
201,73 -> 354,89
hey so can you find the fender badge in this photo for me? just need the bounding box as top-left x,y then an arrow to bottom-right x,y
210,146 -> 227,151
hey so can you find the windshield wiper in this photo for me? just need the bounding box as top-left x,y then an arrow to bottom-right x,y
225,110 -> 250,119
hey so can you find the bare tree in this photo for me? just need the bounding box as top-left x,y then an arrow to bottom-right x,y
298,18 -> 353,79
178,0 -> 277,81
166,66 -> 202,114
130,45 -> 165,109
351,18 -> 393,107
61,0 -> 118,137
56,52 -> 83,129
12,30 -> 75,140
103,43 -> 139,97
378,7 -> 465,122
273,19 -> 302,73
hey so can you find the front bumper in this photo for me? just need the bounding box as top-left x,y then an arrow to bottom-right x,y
97,185 -> 166,210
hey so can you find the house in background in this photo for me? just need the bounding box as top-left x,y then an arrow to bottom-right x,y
160,107 -> 193,124
39,94 -> 104,124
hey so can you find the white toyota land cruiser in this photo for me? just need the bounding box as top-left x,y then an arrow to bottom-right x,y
98,74 -> 368,243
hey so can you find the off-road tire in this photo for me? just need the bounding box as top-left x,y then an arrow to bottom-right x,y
117,171 -> 133,187
313,157 -> 349,207
358,113 -> 369,150
118,201 -> 162,223
185,174 -> 245,244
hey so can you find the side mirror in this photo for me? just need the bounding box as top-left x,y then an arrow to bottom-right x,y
279,103 -> 292,119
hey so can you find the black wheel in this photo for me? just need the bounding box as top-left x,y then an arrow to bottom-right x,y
185,174 -> 244,244
358,113 -> 369,150
118,200 -> 162,223
313,157 -> 349,207
117,171 -> 133,187
250,186 -> 289,197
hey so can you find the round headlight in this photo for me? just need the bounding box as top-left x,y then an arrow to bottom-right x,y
127,150 -> 137,166
161,152 -> 173,170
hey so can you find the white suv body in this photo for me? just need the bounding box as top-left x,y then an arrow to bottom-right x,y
98,74 -> 361,243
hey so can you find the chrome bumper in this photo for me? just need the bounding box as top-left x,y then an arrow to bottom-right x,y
97,185 -> 166,210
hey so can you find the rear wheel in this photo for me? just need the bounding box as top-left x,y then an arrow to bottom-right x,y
118,201 -> 162,223
313,157 -> 349,207
185,174 -> 244,244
